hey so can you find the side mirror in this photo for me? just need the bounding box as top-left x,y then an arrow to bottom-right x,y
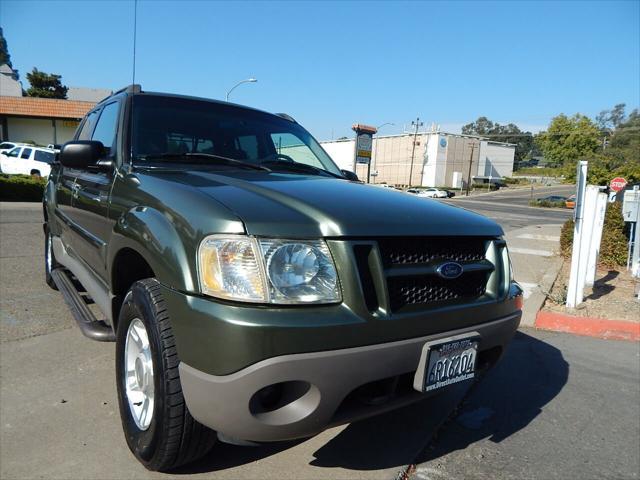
58,141 -> 105,169
341,169 -> 359,182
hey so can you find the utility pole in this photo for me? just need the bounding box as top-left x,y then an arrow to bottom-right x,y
408,117 -> 423,187
465,142 -> 476,196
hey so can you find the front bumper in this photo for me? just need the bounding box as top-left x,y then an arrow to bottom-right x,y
179,310 -> 520,442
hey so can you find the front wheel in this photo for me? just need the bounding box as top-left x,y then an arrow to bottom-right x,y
115,278 -> 216,471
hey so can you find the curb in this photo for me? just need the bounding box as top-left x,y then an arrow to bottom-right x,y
519,255 -> 564,328
535,310 -> 640,341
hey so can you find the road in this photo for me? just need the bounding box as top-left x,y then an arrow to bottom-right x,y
1,199 -> 638,480
444,184 -> 575,232
446,185 -> 575,325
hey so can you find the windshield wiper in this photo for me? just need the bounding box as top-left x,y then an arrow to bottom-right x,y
259,159 -> 343,178
137,152 -> 271,171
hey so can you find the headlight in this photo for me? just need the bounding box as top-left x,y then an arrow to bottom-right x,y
197,235 -> 341,304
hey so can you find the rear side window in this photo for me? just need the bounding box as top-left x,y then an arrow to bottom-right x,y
77,111 -> 100,140
20,148 -> 32,159
91,102 -> 120,152
35,150 -> 55,163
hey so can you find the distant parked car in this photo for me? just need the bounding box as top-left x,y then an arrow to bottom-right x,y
0,145 -> 56,177
375,183 -> 397,189
407,187 -> 449,198
565,195 -> 576,209
0,141 -> 28,155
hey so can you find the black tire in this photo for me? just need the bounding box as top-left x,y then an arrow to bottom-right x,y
115,278 -> 216,471
44,228 -> 59,290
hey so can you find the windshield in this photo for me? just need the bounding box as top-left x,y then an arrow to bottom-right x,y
131,95 -> 342,176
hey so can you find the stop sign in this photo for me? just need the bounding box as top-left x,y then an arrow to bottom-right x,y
610,177 -> 627,192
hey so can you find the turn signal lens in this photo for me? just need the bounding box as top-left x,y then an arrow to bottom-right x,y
198,236 -> 266,302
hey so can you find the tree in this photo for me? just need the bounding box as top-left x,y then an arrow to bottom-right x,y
0,27 -> 18,79
534,113 -> 601,169
596,103 -> 627,130
461,117 -> 534,167
25,68 -> 68,99
0,27 -> 12,68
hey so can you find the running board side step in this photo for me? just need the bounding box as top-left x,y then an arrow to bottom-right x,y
51,268 -> 116,342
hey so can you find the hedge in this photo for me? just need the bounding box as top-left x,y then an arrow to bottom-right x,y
560,201 -> 628,267
0,174 -> 47,202
529,199 -> 565,208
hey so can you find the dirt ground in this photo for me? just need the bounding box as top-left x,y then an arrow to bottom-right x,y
544,260 -> 640,322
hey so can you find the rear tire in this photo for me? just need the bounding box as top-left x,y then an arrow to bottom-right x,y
44,229 -> 59,290
115,278 -> 216,471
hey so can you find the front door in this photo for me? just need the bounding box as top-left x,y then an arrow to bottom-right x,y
66,101 -> 121,282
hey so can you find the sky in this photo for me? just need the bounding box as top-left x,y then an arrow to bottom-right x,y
1,0 -> 639,140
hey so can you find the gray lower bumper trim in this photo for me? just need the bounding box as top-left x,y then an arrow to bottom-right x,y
179,311 -> 521,442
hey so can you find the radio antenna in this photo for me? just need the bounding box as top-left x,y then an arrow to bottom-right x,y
132,0 -> 138,85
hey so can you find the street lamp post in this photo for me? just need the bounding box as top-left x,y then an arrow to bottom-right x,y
370,123 -> 394,184
225,77 -> 257,101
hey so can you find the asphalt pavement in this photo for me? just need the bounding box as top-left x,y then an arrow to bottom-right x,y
1,197 -> 638,480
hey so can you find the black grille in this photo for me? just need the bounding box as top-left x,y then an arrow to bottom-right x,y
388,271 -> 488,311
378,237 -> 486,266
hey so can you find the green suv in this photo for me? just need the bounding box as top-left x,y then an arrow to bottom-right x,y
43,85 -> 523,471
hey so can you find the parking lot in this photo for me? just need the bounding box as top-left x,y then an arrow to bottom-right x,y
1,197 -> 639,480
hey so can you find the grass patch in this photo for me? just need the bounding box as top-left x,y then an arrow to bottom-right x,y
0,174 -> 46,202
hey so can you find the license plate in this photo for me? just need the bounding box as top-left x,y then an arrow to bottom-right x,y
420,337 -> 478,392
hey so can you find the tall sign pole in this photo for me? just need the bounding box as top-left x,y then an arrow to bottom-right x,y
351,124 -> 377,178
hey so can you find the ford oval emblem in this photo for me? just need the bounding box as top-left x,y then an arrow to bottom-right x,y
436,262 -> 463,279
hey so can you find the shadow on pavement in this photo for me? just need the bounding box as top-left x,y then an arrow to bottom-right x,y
415,330 -> 569,465
176,331 -> 568,474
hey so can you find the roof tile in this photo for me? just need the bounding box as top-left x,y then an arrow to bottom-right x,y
0,96 -> 95,119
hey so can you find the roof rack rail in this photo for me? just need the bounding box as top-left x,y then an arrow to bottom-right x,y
275,113 -> 297,123
112,84 -> 142,96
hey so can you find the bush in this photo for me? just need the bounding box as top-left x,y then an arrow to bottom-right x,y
471,183 -> 499,191
514,167 -> 564,176
559,201 -> 628,267
530,199 -> 565,208
503,177 -> 526,185
0,174 -> 46,202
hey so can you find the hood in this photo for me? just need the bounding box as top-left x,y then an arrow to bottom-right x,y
147,170 -> 503,238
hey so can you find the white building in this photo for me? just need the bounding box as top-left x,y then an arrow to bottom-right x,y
321,130 -> 515,188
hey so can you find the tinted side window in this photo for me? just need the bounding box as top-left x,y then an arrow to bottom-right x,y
35,150 -> 55,163
91,102 -> 120,152
7,147 -> 21,158
0,143 -> 13,149
77,111 -> 99,140
21,148 -> 32,159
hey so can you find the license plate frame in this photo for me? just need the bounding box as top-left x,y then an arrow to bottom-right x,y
413,333 -> 480,393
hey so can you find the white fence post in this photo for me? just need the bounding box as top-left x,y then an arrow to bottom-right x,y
566,161 -> 588,308
585,190 -> 608,286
